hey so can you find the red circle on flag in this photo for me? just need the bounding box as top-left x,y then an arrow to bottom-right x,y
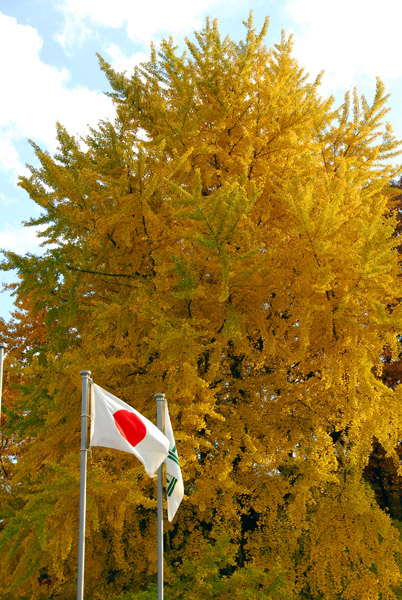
113,410 -> 146,447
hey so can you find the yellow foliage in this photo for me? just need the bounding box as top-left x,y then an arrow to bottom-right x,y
1,13 -> 402,600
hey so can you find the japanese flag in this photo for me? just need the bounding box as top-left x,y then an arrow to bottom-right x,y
90,383 -> 169,477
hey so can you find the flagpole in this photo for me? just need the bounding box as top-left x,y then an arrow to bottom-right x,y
156,393 -> 165,600
77,370 -> 91,600
0,343 -> 6,425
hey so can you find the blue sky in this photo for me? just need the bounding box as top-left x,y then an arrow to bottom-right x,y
1,0 -> 402,319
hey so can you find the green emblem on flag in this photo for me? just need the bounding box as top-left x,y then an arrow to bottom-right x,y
168,445 -> 180,467
167,475 -> 178,497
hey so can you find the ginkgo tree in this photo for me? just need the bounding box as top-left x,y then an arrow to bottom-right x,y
1,14 -> 402,600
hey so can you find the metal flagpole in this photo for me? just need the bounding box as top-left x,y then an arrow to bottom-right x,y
155,393 -> 165,600
0,343 -> 6,424
77,370 -> 91,600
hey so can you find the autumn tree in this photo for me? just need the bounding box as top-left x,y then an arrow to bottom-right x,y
1,15 -> 402,600
362,175 -> 402,545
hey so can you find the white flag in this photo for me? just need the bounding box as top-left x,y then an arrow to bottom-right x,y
164,401 -> 184,521
90,383 -> 169,477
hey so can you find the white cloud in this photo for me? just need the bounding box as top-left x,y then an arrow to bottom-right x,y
56,0 -> 223,48
53,3 -> 91,49
0,192 -> 16,207
0,12 -> 115,177
0,134 -> 25,181
0,223 -> 46,255
106,44 -> 149,74
286,0 -> 402,91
